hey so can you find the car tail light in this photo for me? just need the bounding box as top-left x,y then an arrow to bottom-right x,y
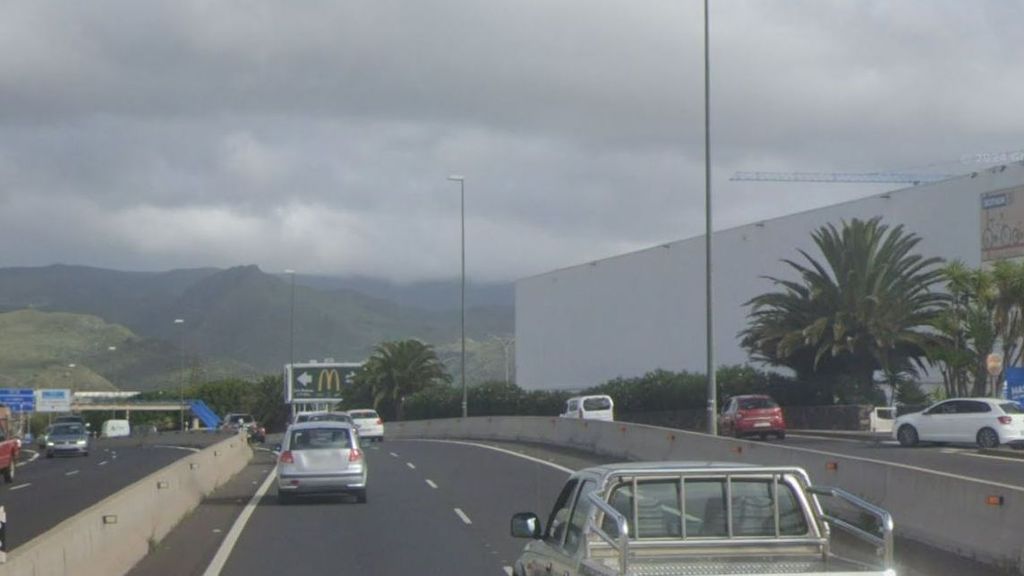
376,418 -> 383,425
998,416 -> 1013,425
279,450 -> 294,464
349,448 -> 363,462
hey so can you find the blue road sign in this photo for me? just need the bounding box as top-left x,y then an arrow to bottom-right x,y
0,388 -> 35,412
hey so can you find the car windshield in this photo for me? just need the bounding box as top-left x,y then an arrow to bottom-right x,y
1000,403 -> 1024,414
349,411 -> 378,420
583,397 -> 611,411
51,424 -> 85,436
289,428 -> 352,450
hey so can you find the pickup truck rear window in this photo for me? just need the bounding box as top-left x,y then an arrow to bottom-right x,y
601,477 -> 808,539
583,397 -> 612,410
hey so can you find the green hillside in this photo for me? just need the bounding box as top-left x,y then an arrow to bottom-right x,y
0,309 -> 261,392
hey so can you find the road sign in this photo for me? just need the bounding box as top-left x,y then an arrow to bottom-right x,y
36,389 -> 71,413
286,363 -> 361,403
0,389 -> 35,413
1004,367 -> 1024,403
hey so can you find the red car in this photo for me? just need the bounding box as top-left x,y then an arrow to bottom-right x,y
718,394 -> 786,440
0,406 -> 22,483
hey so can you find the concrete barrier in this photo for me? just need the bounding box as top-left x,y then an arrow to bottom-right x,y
0,432 -> 252,576
389,417 -> 1024,573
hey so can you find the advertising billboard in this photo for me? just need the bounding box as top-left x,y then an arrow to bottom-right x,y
285,363 -> 361,403
981,186 -> 1024,262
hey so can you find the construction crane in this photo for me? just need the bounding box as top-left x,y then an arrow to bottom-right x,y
730,171 -> 957,185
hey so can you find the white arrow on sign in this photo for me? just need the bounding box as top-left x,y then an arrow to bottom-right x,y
297,372 -> 313,387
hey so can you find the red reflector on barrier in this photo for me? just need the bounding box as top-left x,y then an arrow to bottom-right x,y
826,462 -> 839,471
987,495 -> 1004,506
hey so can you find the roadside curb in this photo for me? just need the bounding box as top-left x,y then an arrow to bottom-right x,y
977,447 -> 1024,460
789,429 -> 890,442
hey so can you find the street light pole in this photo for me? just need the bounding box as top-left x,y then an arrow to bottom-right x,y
174,318 -> 185,431
703,0 -> 717,435
285,269 -> 296,369
447,174 -> 467,418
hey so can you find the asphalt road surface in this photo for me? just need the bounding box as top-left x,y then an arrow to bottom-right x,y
0,432 -> 230,549
134,437 -> 1013,576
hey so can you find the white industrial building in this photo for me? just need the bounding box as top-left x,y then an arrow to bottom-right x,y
515,163 -> 1024,390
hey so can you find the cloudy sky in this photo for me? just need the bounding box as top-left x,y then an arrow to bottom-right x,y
1,1 -> 1022,282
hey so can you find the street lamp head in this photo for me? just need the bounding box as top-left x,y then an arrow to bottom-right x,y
447,175 -> 464,182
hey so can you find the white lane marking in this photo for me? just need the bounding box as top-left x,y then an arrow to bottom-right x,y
152,445 -> 202,453
406,462 -> 416,470
962,452 -> 1024,463
98,460 -> 109,466
407,439 -> 574,475
65,470 -> 79,477
10,483 -> 31,491
454,507 -> 472,525
20,449 -> 40,465
202,465 -> 279,576
503,567 -> 513,576
426,479 -> 438,489
389,452 -> 399,458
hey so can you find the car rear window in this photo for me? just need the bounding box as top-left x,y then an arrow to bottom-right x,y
738,397 -> 778,410
583,397 -> 612,411
305,413 -> 351,422
350,411 -> 378,419
1000,402 -> 1024,414
290,427 -> 352,450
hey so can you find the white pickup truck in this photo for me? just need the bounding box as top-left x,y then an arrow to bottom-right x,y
511,462 -> 895,576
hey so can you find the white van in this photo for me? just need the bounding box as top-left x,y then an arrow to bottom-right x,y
561,395 -> 614,421
101,419 -> 131,438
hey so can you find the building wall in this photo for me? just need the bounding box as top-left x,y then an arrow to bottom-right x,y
515,163 -> 1024,390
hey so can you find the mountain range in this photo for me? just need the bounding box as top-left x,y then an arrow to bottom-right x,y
0,265 -> 514,385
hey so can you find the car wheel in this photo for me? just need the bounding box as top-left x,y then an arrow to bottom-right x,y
277,492 -> 293,505
2,459 -> 14,483
776,431 -> 786,440
355,489 -> 368,504
897,425 -> 919,447
977,427 -> 1000,449
46,450 -> 54,459
758,433 -> 767,440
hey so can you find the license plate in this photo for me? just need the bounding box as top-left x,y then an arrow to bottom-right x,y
754,422 -> 770,428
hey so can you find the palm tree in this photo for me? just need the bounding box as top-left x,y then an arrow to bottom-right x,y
356,340 -> 451,419
741,217 -> 946,402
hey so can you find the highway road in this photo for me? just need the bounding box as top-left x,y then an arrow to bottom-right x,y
783,432 -> 1024,488
0,432 -> 230,549
131,437 -> 1014,576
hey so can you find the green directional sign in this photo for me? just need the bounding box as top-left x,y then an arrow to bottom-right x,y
286,363 -> 361,402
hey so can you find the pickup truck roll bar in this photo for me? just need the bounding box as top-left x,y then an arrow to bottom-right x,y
806,485 -> 895,570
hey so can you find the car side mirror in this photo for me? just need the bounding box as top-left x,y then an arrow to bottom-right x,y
273,443 -> 282,453
511,512 -> 542,539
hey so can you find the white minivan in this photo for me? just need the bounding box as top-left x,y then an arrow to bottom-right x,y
561,395 -> 614,421
101,419 -> 131,438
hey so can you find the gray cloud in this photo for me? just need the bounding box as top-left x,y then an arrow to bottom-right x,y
0,1 -> 1021,281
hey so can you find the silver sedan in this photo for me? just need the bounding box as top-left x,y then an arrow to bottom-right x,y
44,423 -> 90,457
276,421 -> 367,504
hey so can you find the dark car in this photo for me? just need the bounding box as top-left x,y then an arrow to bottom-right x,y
718,394 -> 786,440
44,422 -> 91,457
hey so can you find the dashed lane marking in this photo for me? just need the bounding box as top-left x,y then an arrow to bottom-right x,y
426,479 -> 438,489
10,483 -> 31,491
454,507 -> 472,525
65,470 -> 79,477
389,452 -> 399,458
406,462 -> 416,470
98,460 -> 109,466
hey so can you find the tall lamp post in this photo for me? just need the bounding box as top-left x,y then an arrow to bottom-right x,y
447,174 -> 467,418
703,0 -> 717,435
285,269 -> 296,369
174,318 -> 185,431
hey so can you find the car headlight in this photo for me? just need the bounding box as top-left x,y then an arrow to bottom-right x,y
46,441 -> 54,446
76,439 -> 87,445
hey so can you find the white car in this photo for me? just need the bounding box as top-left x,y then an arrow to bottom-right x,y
893,398 -> 1024,448
348,409 -> 384,442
